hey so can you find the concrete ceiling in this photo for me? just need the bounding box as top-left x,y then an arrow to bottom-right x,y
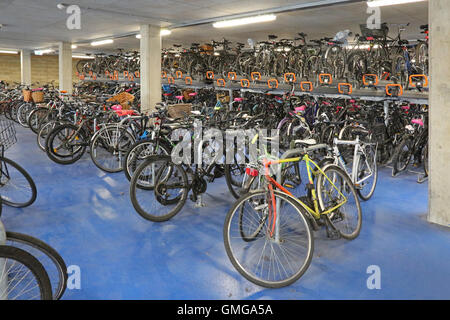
0,0 -> 428,54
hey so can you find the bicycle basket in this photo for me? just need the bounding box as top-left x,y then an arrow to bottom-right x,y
360,23 -> 389,39
0,119 -> 17,150
31,91 -> 45,103
22,89 -> 32,102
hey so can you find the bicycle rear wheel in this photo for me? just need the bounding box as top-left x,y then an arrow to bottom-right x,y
0,245 -> 52,300
0,157 -> 37,208
317,165 -> 362,240
5,232 -> 67,300
356,144 -> 378,201
129,155 -> 189,222
46,123 -> 88,165
224,190 -> 314,288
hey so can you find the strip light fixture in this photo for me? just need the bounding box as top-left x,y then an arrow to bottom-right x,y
91,39 -> 114,46
0,49 -> 18,54
136,29 -> 172,39
72,55 -> 95,59
213,14 -> 276,28
34,49 -> 54,55
71,44 -> 77,49
367,0 -> 427,7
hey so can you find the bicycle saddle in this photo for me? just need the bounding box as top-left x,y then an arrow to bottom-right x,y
293,138 -> 317,146
268,35 -> 278,40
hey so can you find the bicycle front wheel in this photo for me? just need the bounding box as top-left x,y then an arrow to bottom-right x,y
0,157 -> 37,208
224,190 -> 314,288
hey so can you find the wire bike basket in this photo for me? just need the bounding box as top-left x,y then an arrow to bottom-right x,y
0,119 -> 17,151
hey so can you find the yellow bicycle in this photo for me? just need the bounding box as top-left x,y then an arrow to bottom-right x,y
223,145 -> 362,288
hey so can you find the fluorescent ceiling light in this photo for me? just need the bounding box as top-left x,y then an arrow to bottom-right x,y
91,39 -> 114,46
71,44 -> 77,49
213,14 -> 276,28
367,0 -> 427,7
0,49 -> 18,54
136,29 -> 171,39
72,55 -> 94,59
34,49 -> 54,55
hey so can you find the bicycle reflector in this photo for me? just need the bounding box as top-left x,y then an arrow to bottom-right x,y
284,73 -> 296,83
206,71 -> 214,79
386,84 -> 403,97
228,72 -> 237,80
216,78 -> 226,87
175,70 -> 183,79
319,73 -> 333,85
300,81 -> 313,92
268,79 -> 279,89
245,167 -> 259,177
409,74 -> 428,88
363,74 -> 379,86
185,76 -> 193,85
240,79 -> 250,88
338,83 -> 353,94
251,72 -> 261,81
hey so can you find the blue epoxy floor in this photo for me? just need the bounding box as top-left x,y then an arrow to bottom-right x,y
1,124 -> 449,300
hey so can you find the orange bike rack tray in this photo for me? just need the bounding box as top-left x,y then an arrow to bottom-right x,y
386,84 -> 404,97
167,76 -> 175,84
135,71 -> 140,78
319,73 -> 333,85
92,74 -> 97,80
128,74 -> 134,82
251,72 -> 261,81
124,71 -> 129,78
363,74 -> 379,86
88,71 -> 93,77
161,71 -> 167,79
228,72 -> 237,80
175,71 -> 183,79
216,78 -> 226,87
409,74 -> 429,88
284,73 -> 296,83
300,81 -> 313,92
185,77 -> 193,85
338,83 -> 353,94
206,71 -> 214,80
268,79 -> 279,89
240,79 -> 250,88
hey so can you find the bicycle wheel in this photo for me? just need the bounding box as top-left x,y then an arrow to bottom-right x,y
0,157 -> 37,208
422,143 -> 429,176
0,245 -> 52,300
28,107 -> 51,134
37,120 -> 64,152
129,155 -> 189,222
46,123 -> 88,165
356,144 -> 378,201
5,232 -> 67,300
224,190 -> 314,288
392,136 -> 413,174
123,139 -> 170,182
317,165 -> 362,240
90,125 -> 135,173
17,103 -> 33,128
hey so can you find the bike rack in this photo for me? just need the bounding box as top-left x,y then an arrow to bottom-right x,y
268,78 -> 279,89
161,71 -> 167,79
175,71 -> 183,79
185,76 -> 193,85
216,78 -> 226,87
240,79 -> 250,88
409,74 -> 429,88
228,72 -> 237,81
251,72 -> 261,81
167,76 -> 175,84
135,71 -> 140,78
319,73 -> 333,85
127,74 -> 134,82
338,83 -> 353,94
92,74 -> 97,80
386,84 -> 403,97
206,71 -> 214,80
123,71 -> 129,78
300,81 -> 313,92
363,74 -> 379,86
284,73 -> 296,83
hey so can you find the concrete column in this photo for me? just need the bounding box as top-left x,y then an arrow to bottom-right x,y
20,49 -> 31,85
0,220 -> 6,299
140,24 -> 162,113
428,0 -> 450,227
58,42 -> 73,94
